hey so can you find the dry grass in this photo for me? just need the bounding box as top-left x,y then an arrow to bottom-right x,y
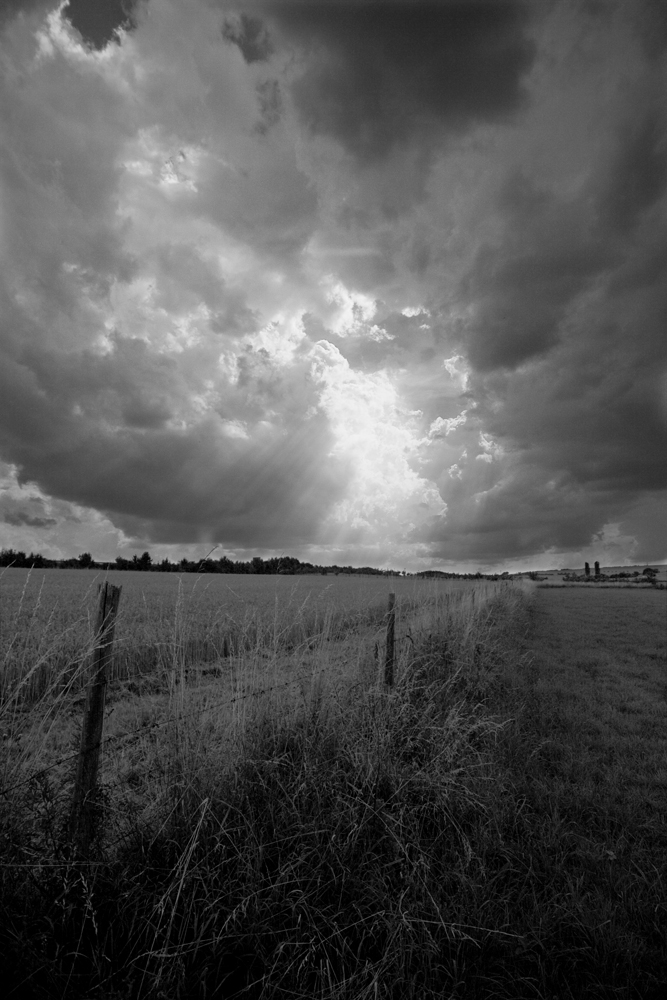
1,581 -> 665,998
0,569 -> 485,704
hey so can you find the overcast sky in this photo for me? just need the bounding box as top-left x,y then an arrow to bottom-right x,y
0,0 -> 665,572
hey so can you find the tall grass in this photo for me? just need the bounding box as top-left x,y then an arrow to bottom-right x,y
0,571 -> 467,706
2,581 -> 663,998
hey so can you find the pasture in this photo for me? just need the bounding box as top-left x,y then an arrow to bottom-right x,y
1,568 -> 483,704
1,576 -> 665,999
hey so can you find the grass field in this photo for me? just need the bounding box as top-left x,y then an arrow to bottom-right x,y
1,569 -> 484,704
485,586 -> 667,997
1,579 -> 665,998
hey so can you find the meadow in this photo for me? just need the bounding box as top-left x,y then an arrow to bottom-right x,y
1,574 -> 665,999
1,568 -> 466,704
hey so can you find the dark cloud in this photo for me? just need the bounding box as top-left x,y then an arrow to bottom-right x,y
260,0 -> 535,161
0,495 -> 57,529
455,172 -> 611,372
64,0 -> 138,49
1,0 -> 665,569
415,37 -> 667,565
255,78 -> 283,134
3,511 -> 57,528
419,470 -> 616,563
100,414 -> 348,548
453,75 -> 667,373
629,0 -> 667,59
0,325 -> 350,548
597,105 -> 667,235
420,214 -> 667,563
222,11 -> 273,63
0,380 -> 349,551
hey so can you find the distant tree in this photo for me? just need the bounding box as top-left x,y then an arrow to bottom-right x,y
277,556 -> 299,575
0,549 -> 23,567
78,552 -> 94,568
131,551 -> 152,571
642,567 -> 658,583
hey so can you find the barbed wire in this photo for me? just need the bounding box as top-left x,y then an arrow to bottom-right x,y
0,659 -> 380,798
1,589 -> 497,800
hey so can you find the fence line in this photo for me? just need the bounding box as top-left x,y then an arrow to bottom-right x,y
3,587 -> 494,803
1,580 -> 463,705
1,659 -> 381,799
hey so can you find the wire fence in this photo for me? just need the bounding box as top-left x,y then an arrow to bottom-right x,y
0,662 -> 361,799
1,570 -> 441,706
1,580 -> 502,853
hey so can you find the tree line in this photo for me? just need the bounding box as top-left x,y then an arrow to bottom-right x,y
0,548 -> 406,577
0,548 -> 524,580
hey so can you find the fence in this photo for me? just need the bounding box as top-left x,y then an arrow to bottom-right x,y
69,582 -> 122,856
5,587 -> 401,858
0,575 -> 420,706
2,580 -> 512,862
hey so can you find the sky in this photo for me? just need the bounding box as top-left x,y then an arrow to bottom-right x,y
0,0 -> 665,573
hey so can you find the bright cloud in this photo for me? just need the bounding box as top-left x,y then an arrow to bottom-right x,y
0,0 -> 665,572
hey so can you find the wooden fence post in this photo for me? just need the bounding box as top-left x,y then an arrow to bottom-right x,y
69,582 -> 122,856
384,592 -> 395,687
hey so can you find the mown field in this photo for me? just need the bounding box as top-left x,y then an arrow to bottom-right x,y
1,578 -> 665,999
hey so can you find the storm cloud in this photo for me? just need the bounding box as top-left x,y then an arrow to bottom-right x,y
257,0 -> 535,161
0,0 -> 665,569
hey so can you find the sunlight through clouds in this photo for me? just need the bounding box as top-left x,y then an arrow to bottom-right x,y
1,0 -> 665,571
310,340 -> 444,548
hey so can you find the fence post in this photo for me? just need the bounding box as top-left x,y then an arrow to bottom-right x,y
69,581 -> 122,856
384,592 -> 395,687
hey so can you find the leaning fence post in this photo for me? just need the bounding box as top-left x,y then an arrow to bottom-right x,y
69,581 -> 122,856
384,592 -> 396,687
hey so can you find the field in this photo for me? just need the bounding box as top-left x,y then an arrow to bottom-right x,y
1,568 -> 482,704
1,575 -> 666,999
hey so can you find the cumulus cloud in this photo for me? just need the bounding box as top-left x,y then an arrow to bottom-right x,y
0,0 -> 665,569
421,6 -> 667,565
0,2 -> 344,551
